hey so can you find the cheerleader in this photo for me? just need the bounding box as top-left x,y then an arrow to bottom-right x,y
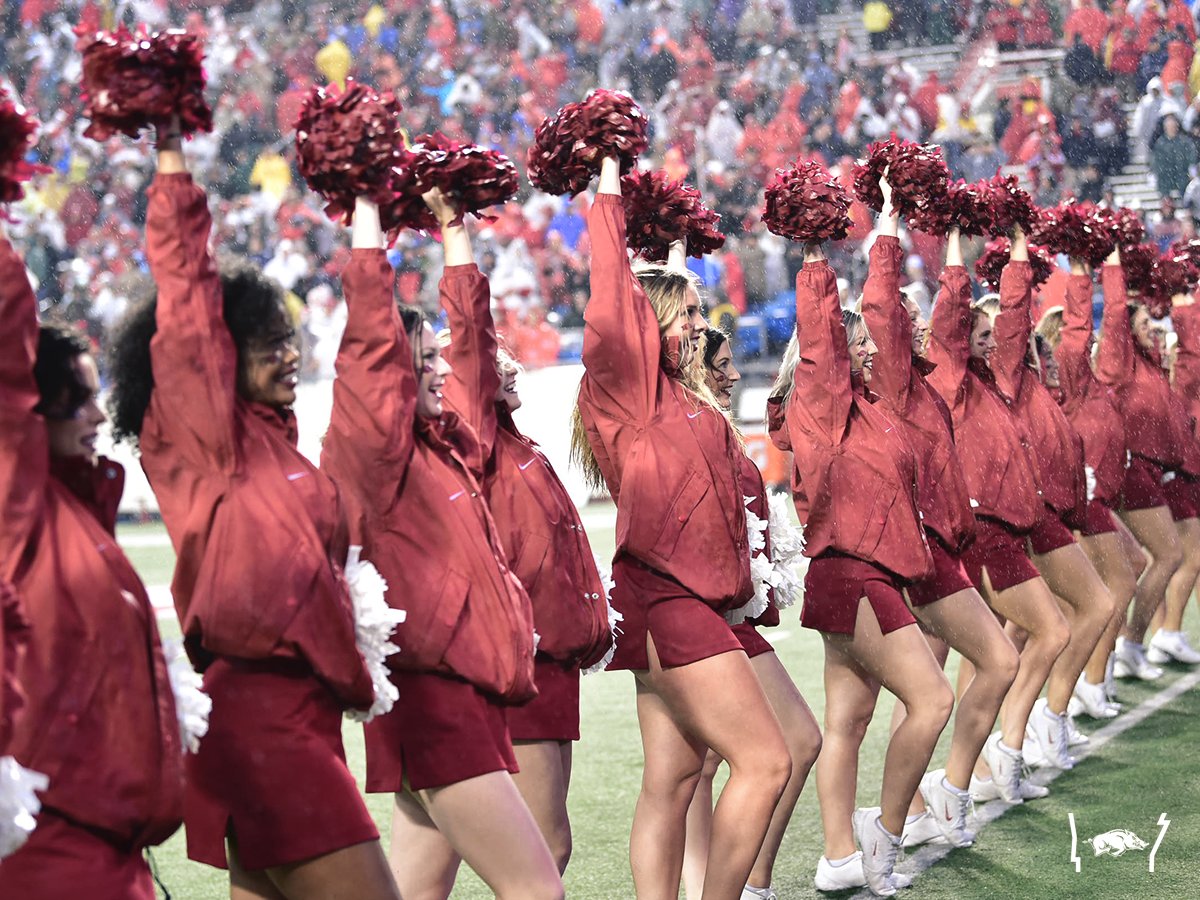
433,188 -> 614,875
925,228 -> 1069,803
571,158 -> 791,900
682,329 -> 822,900
987,240 -> 1116,767
0,230 -> 183,897
1035,260 -> 1145,717
768,239 -> 952,897
107,131 -> 400,897
1095,252 -> 1185,681
862,180 -> 1018,849
320,193 -> 562,899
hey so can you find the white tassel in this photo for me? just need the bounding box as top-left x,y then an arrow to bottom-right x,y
344,546 -> 406,723
0,756 -> 48,860
583,558 -> 624,675
729,495 -> 776,624
1085,465 -> 1097,503
765,492 -> 808,610
161,637 -> 212,754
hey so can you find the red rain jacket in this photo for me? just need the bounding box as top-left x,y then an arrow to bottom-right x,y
769,260 -> 931,581
1172,302 -> 1200,441
577,195 -> 753,611
860,236 -> 976,552
322,251 -> 536,703
0,236 -> 182,849
926,264 -> 1042,531
440,264 -> 612,668
0,580 -> 26,752
140,174 -> 373,711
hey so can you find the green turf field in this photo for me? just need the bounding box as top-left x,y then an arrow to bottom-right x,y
118,517 -> 1200,899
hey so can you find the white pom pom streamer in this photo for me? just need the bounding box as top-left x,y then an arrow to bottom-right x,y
583,557 -> 624,675
727,496 -> 772,625
766,491 -> 807,610
161,637 -> 212,754
344,546 -> 406,723
0,756 -> 48,859
1085,465 -> 1097,503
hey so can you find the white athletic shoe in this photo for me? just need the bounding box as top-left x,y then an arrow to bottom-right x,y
741,885 -> 778,900
1104,654 -> 1122,707
1148,629 -> 1200,664
982,733 -> 1024,803
919,770 -> 976,847
901,811 -> 944,848
1114,637 -> 1164,681
969,774 -> 1002,802
1021,728 -> 1048,768
814,852 -> 867,891
1073,676 -> 1119,719
1016,768 -> 1050,800
853,807 -> 902,897
1029,699 -> 1075,769
1066,714 -> 1089,747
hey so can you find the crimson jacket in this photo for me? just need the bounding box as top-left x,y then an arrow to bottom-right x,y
0,236 -> 182,850
577,194 -> 753,611
322,251 -> 536,703
769,260 -> 931,581
860,236 -> 975,552
0,581 -> 25,752
991,260 -> 1086,517
440,264 -> 612,668
926,264 -> 1042,531
1172,302 -> 1200,446
1055,273 -> 1129,504
140,173 -> 372,711
1096,263 -> 1182,469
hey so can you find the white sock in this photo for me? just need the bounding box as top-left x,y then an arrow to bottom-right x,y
875,818 -> 901,842
827,853 -> 858,867
743,887 -> 773,899
998,738 -> 1023,756
941,776 -> 969,797
905,812 -> 924,824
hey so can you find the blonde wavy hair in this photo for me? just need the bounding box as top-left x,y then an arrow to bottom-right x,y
1036,305 -> 1065,350
571,265 -> 724,490
768,307 -> 871,407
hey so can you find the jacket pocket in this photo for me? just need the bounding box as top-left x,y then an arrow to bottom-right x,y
405,569 -> 470,670
648,472 -> 711,565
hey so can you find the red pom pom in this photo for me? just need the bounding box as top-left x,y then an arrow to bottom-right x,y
974,238 -> 1055,290
762,159 -> 852,243
852,138 -> 950,219
0,89 -> 49,205
379,134 -> 518,239
1170,237 -> 1200,272
527,89 -> 648,196
984,173 -> 1036,237
621,169 -> 724,261
908,179 -> 991,236
294,80 -> 404,224
78,24 -> 212,140
1028,200 -> 1115,267
1152,251 -> 1199,301
1098,206 -> 1146,249
1120,242 -> 1157,297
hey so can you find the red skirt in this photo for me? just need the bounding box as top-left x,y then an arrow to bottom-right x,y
960,516 -> 1040,594
1077,499 -> 1118,537
186,657 -> 379,871
506,656 -> 581,742
1119,455 -> 1169,511
800,552 -> 916,636
731,622 -> 776,657
905,532 -> 974,608
1164,473 -> 1200,521
607,556 -> 743,671
365,670 -> 518,792
1028,503 -> 1077,555
0,812 -> 154,900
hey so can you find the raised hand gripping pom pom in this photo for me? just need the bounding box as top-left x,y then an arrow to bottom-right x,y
1100,207 -> 1146,249
1151,252 -> 1199,303
984,173 -> 1036,237
294,80 -> 404,224
852,138 -> 950,219
78,24 -> 212,140
527,89 -> 647,196
0,90 -> 49,206
1121,242 -> 1157,299
1029,201 -> 1115,267
974,237 -> 1055,290
762,159 -> 852,243
621,169 -> 725,261
907,179 -> 992,236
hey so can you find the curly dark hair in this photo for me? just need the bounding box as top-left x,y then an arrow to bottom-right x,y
107,257 -> 288,446
702,327 -> 730,370
35,321 -> 93,419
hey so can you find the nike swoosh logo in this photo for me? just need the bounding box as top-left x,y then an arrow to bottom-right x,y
519,458 -> 536,471
687,411 -> 702,419
286,472 -> 308,481
448,490 -> 465,501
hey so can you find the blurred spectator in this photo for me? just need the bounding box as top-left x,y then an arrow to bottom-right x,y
1064,34 -> 1103,86
1063,0 -> 1108,54
1152,112 -> 1196,197
863,1 -> 893,51
1134,78 -> 1167,155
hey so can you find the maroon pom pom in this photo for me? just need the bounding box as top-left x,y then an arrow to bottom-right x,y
78,24 -> 212,140
852,138 -> 950,220
1152,252 -> 1199,301
0,89 -> 49,205
984,173 -> 1036,237
974,238 -> 1055,290
1028,200 -> 1115,267
762,159 -> 852,244
1098,207 -> 1146,249
621,169 -> 724,261
1170,237 -> 1200,272
294,79 -> 404,224
527,89 -> 648,196
908,178 -> 992,236
1121,242 -> 1157,297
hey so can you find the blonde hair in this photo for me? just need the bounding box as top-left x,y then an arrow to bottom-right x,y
1036,306 -> 1064,350
768,306 -> 872,408
571,266 -> 725,491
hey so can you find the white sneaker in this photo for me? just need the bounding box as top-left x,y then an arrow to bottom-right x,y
814,852 -> 866,891
1028,699 -> 1074,769
1073,677 -> 1119,719
1021,728 -> 1048,768
853,807 -> 902,897
1149,630 -> 1200,664
741,886 -> 778,900
919,770 -> 976,847
1114,637 -> 1164,681
1066,714 -> 1089,747
1104,654 -> 1122,707
1016,770 -> 1050,800
981,733 -> 1024,803
901,811 -> 944,848
969,774 -> 1002,802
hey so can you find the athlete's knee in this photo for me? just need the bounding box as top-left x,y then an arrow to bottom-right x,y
1155,539 -> 1184,574
982,636 -> 1020,690
548,830 -> 572,875
825,703 -> 875,745
1038,608 -> 1071,658
787,717 -> 823,772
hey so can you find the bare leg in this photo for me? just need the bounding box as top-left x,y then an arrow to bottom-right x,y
682,750 -> 721,900
511,740 -> 573,874
1161,518 -> 1200,632
889,631 -> 949,817
231,832 -> 400,900
1031,543 -> 1116,714
1118,506 -> 1183,643
229,832 -> 288,900
1079,530 -> 1140,685
632,641 -> 791,900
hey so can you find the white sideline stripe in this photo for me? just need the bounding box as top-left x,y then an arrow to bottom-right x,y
119,532 -> 173,548
848,669 -> 1200,899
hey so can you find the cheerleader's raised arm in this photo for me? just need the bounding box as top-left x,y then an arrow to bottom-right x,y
989,233 -> 1034,404
925,235 -> 974,404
